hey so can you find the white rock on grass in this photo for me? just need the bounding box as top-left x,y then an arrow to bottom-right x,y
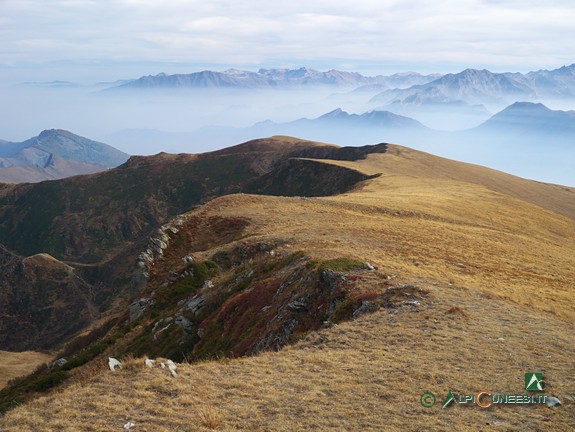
108,357 -> 122,371
166,359 -> 178,377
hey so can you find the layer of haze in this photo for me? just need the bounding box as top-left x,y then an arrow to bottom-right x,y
1,80 -> 574,186
0,0 -> 574,185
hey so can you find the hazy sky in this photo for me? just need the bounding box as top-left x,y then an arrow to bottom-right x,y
1,0 -> 574,82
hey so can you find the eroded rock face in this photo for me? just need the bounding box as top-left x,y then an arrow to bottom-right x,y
122,238 -> 418,362
185,295 -> 205,316
129,298 -> 155,322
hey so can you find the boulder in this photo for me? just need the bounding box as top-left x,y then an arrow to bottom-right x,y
129,298 -> 155,322
287,299 -> 308,312
185,295 -> 205,315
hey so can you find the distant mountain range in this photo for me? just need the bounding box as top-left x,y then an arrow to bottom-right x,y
371,64 -> 575,109
108,67 -> 442,90
106,64 -> 575,107
106,101 -> 575,185
106,108 -> 429,152
0,130 -> 129,183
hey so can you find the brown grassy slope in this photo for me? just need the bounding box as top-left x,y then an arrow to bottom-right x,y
0,352 -> 53,388
1,282 -> 573,432
0,157 -> 107,184
0,248 -> 100,351
1,144 -> 574,430
198,184 -> 574,320
313,144 -> 575,220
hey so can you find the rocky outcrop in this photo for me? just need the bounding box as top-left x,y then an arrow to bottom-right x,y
0,137 -> 390,352
117,238 -> 422,362
136,215 -> 187,279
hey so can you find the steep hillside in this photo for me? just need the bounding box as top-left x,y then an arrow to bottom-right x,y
0,137 -> 381,263
0,129 -> 129,183
0,141 -> 573,430
0,246 -> 98,351
0,137 -> 386,351
0,155 -> 108,184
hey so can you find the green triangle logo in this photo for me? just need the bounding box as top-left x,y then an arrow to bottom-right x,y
442,391 -> 456,408
525,373 -> 543,391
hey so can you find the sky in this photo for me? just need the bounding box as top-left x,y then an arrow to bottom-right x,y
1,0 -> 574,83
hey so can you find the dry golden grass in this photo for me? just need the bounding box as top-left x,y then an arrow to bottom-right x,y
0,351 -> 53,388
1,282 -> 573,431
201,168 -> 575,320
1,144 -> 574,430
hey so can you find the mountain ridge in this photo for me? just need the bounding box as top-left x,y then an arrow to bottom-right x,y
0,130 -> 129,183
370,64 -> 575,113
1,138 -> 574,431
109,67 -> 441,90
0,137 -> 573,354
0,137 -> 388,352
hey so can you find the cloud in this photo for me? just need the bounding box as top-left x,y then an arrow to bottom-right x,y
0,0 -> 574,74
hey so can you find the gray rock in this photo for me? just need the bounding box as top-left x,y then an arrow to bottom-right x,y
237,269 -> 254,282
546,396 -> 561,407
182,255 -> 194,264
151,238 -> 167,250
321,270 -> 346,293
51,357 -> 68,368
186,295 -> 205,315
353,300 -> 378,318
175,314 -> 195,344
129,298 -> 155,322
287,299 -> 308,312
152,317 -> 172,333
157,230 -> 170,244
202,280 -> 214,290
139,251 -> 154,263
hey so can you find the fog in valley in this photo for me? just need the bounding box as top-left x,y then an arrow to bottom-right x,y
1,68 -> 575,186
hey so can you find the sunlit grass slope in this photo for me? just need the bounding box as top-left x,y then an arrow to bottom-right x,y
1,143 -> 573,431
